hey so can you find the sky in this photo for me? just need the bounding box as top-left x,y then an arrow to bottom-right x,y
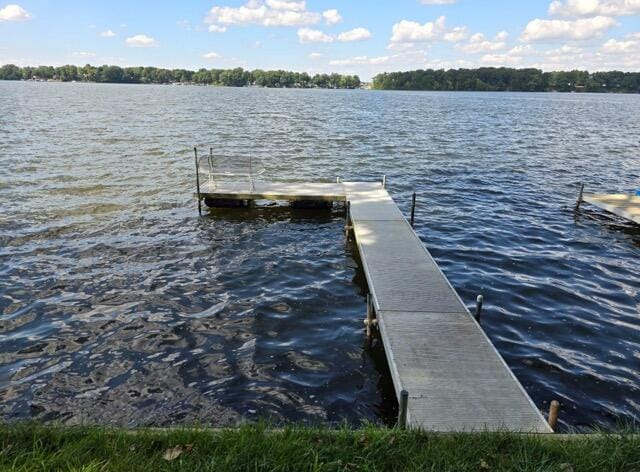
0,0 -> 639,80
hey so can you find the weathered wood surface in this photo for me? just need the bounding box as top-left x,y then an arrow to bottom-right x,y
199,181 -> 345,202
344,181 -> 551,433
583,193 -> 640,224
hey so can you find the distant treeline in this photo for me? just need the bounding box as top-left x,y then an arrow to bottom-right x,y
372,68 -> 640,93
0,64 -> 361,89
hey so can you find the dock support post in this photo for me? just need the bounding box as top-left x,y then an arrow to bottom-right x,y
364,293 -> 377,340
398,390 -> 409,429
548,400 -> 560,431
194,147 -> 202,216
575,183 -> 585,211
382,175 -> 386,189
344,201 -> 352,239
410,192 -> 416,228
475,295 -> 483,323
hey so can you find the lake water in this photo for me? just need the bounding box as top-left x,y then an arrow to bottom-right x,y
1,81 -> 639,431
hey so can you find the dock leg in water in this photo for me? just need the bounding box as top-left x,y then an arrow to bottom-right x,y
574,182 -> 585,211
475,294 -> 483,323
364,293 -> 377,341
548,400 -> 560,431
344,201 -> 353,240
410,192 -> 416,228
194,147 -> 202,216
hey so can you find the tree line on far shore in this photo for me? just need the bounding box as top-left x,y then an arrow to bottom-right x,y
372,68 -> 640,93
0,64 -> 361,89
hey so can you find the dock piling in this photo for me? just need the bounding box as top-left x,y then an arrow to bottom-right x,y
382,175 -> 386,189
364,293 -> 377,340
398,390 -> 409,429
548,400 -> 560,431
410,192 -> 417,228
344,201 -> 352,239
475,295 -> 483,323
194,147 -> 202,216
575,182 -> 585,211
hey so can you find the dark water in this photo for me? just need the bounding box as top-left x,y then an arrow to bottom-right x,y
1,82 -> 639,430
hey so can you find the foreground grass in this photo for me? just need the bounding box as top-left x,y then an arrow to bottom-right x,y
0,423 -> 639,471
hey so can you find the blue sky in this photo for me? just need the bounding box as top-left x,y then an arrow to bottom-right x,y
1,0 -> 639,80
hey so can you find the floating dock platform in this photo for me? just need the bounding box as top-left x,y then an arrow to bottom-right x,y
581,193 -> 640,224
196,180 -> 551,433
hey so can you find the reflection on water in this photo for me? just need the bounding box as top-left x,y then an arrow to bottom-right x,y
1,82 -> 639,430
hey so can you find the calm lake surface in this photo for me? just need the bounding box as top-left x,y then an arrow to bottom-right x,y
1,81 -> 639,430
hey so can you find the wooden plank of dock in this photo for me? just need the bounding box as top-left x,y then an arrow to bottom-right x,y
344,181 -> 551,432
583,193 -> 640,224
197,179 -> 551,432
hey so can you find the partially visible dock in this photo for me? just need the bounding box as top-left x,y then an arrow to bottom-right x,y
581,193 -> 640,224
197,180 -> 551,432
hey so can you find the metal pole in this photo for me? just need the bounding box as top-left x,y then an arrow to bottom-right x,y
397,390 -> 409,429
344,201 -> 352,238
194,147 -> 202,216
548,400 -> 560,431
410,192 -> 416,228
574,182 -> 585,211
475,295 -> 483,323
365,293 -> 375,340
382,175 -> 386,189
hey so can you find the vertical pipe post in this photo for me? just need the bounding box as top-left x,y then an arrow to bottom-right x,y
365,293 -> 374,340
382,175 -> 387,189
194,147 -> 202,216
548,400 -> 560,431
475,295 -> 483,323
575,182 -> 585,211
410,192 -> 417,228
344,201 -> 351,238
397,390 -> 409,429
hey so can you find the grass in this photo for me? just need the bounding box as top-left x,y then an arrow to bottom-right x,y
0,423 -> 639,471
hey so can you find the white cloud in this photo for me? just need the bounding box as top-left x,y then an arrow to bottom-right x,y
390,16 -> 467,43
443,26 -> 468,42
458,31 -> 509,53
330,55 -> 391,66
208,24 -> 227,32
0,4 -> 31,22
309,52 -> 324,59
337,27 -> 372,42
521,16 -> 616,41
202,52 -> 220,60
420,0 -> 457,4
549,0 -> 640,17
322,9 -> 342,25
600,36 -> 639,52
125,34 -> 157,47
480,53 -> 523,66
71,51 -> 96,58
205,0 -> 321,28
100,29 -> 116,38
265,0 -> 305,11
297,27 -> 333,43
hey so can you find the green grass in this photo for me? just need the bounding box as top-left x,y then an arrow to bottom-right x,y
0,423 -> 639,471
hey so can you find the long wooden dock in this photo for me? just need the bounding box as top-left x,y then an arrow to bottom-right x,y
197,180 -> 552,432
581,193 -> 640,224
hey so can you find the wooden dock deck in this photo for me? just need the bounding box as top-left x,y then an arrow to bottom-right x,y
197,180 -> 552,432
582,193 -> 640,224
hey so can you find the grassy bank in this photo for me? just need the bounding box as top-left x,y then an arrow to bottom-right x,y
1,423 -> 639,471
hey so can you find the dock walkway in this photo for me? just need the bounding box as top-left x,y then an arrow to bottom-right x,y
198,180 -> 551,432
582,193 -> 640,224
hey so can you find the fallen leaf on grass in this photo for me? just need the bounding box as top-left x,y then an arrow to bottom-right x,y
480,459 -> 491,470
163,446 -> 183,461
559,464 -> 574,472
